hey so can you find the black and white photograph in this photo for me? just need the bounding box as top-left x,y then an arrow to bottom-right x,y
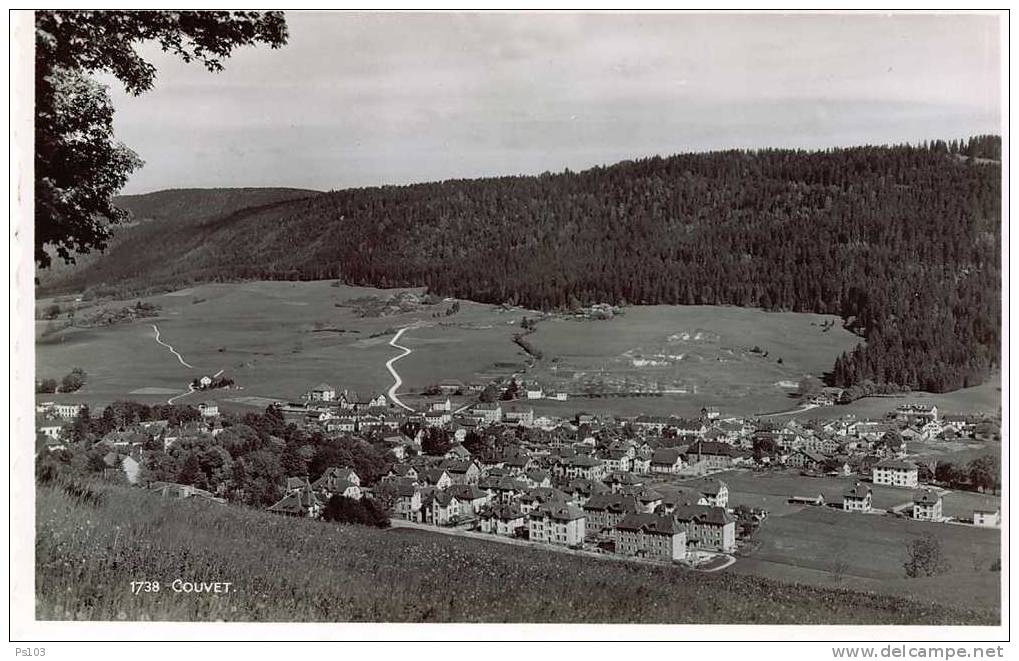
9,7 -> 1009,650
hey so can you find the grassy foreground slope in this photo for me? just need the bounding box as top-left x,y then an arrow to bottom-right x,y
36,481 -> 996,624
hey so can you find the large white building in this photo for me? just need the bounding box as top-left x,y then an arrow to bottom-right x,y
872,459 -> 919,488
614,513 -> 688,562
528,504 -> 585,547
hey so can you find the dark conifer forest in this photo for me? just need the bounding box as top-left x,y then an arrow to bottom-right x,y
41,136 -> 1001,394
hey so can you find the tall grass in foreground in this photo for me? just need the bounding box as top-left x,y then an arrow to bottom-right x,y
36,481 -> 997,624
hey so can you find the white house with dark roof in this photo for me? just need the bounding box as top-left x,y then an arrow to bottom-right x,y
842,482 -> 873,512
912,489 -> 943,521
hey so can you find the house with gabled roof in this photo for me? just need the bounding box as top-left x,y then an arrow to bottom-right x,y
478,475 -> 529,503
268,486 -> 323,518
842,482 -> 872,512
555,454 -> 607,481
519,487 -> 571,514
479,502 -> 527,536
687,478 -> 729,508
473,402 -> 503,424
564,477 -> 610,506
440,459 -> 480,485
418,468 -> 453,489
312,467 -> 362,499
912,489 -> 943,521
604,471 -> 645,493
650,448 -> 684,474
445,484 -> 491,516
524,469 -> 552,488
619,485 -> 665,513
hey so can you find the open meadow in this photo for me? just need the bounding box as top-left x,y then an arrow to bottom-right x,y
38,281 -> 874,416
647,470 -> 1001,612
526,306 -> 863,417
36,280 -> 533,410
35,479 -> 997,624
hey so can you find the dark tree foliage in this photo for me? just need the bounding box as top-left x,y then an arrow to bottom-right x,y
47,139 -> 1000,393
321,495 -> 390,528
35,10 -> 288,268
308,437 -> 389,486
420,428 -> 453,456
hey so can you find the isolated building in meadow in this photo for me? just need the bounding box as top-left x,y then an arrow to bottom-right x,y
912,489 -> 943,521
842,482 -> 873,512
973,506 -> 1001,527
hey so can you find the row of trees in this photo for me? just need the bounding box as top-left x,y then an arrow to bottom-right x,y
37,367 -> 87,393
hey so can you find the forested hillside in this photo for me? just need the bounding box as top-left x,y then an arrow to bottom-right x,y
35,187 -> 321,289
39,137 -> 1001,393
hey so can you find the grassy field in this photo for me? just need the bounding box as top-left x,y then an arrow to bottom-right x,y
646,470 -> 1001,611
36,281 -> 531,409
526,306 -> 862,417
798,375 -> 1002,421
38,282 -> 872,416
35,480 -> 996,624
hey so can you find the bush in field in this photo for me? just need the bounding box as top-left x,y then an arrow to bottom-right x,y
904,534 -> 950,578
321,495 -> 390,528
59,367 -> 87,393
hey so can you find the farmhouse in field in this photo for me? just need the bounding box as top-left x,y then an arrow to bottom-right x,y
912,489 -> 943,521
973,506 -> 1001,527
842,483 -> 873,512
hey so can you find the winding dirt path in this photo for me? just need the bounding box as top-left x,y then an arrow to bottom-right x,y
385,326 -> 415,411
151,324 -> 195,369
